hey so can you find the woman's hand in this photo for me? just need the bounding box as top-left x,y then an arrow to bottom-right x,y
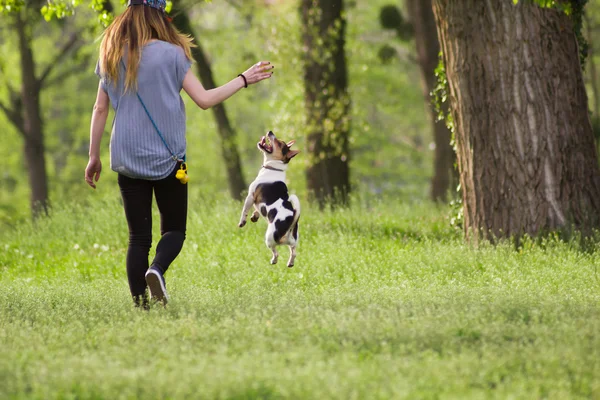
241,61 -> 274,86
85,157 -> 102,189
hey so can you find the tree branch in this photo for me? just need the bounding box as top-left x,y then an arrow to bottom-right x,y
42,60 -> 89,89
0,99 -> 25,137
37,33 -> 81,87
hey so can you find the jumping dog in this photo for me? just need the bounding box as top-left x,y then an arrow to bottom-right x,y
238,131 -> 300,267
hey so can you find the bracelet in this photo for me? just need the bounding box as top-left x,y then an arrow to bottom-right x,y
238,73 -> 248,88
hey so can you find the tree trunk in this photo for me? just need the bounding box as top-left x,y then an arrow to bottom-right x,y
406,0 -> 455,202
432,0 -> 600,241
300,0 -> 351,208
15,12 -> 48,218
171,6 -> 246,200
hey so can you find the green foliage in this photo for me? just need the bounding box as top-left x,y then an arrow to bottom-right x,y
570,0 -> 589,68
514,0 -> 574,14
2,0 -> 173,26
42,0 -> 123,26
1,196 -> 600,398
377,43 -> 397,64
378,4 -> 413,41
89,0 -> 115,26
379,4 -> 403,30
449,191 -> 463,230
41,0 -> 84,21
431,53 -> 453,137
0,0 -> 24,13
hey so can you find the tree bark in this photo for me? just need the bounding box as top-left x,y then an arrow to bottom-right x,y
15,12 -> 48,218
300,0 -> 351,208
171,6 -> 247,201
406,0 -> 455,202
432,0 -> 600,241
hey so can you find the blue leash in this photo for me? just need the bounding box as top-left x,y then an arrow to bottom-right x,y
135,92 -> 184,162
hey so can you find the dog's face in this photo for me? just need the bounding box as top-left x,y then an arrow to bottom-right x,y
257,131 -> 299,164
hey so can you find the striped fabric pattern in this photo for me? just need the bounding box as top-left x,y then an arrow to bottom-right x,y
96,41 -> 192,180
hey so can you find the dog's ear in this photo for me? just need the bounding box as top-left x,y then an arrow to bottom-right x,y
287,150 -> 300,160
287,140 -> 296,148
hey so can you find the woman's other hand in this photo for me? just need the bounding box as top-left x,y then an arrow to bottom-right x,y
241,61 -> 274,85
85,157 -> 102,189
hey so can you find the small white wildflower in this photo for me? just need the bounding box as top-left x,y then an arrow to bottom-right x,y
93,243 -> 100,249
192,243 -> 199,251
74,261 -> 78,267
100,245 -> 109,252
27,254 -> 33,259
73,244 -> 80,250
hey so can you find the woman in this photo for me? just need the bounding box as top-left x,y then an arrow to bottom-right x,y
85,0 -> 273,307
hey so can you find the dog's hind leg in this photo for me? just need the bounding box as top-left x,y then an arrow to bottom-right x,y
287,245 -> 296,268
286,217 -> 299,268
269,245 -> 279,264
266,226 -> 279,264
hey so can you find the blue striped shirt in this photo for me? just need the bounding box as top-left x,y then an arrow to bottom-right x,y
96,41 -> 192,180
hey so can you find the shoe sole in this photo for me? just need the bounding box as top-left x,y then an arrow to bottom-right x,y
145,270 -> 169,305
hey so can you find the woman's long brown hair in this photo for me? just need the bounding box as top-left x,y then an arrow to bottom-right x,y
99,6 -> 195,91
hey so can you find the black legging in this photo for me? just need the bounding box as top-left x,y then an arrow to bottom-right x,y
118,163 -> 187,298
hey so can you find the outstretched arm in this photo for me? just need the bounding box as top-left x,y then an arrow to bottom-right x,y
183,61 -> 274,110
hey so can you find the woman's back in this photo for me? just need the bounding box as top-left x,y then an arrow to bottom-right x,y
96,40 -> 191,180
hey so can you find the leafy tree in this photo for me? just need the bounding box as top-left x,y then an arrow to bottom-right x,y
433,0 -> 600,241
300,0 -> 351,207
0,0 -> 86,218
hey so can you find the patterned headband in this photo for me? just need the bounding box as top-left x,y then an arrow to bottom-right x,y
128,0 -> 166,13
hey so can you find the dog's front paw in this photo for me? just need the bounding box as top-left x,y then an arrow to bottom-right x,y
250,214 -> 259,223
238,220 -> 247,228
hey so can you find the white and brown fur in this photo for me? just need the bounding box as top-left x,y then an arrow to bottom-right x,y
238,131 -> 300,267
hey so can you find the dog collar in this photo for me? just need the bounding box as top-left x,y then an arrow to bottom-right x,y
262,165 -> 285,172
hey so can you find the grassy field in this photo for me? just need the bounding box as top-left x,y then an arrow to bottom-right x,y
1,194 -> 600,399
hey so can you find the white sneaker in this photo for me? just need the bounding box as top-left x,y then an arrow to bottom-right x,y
145,267 -> 169,305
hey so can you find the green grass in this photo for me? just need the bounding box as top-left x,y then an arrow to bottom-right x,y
1,195 -> 600,399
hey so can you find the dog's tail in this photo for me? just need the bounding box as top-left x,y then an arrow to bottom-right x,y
277,194 -> 300,243
289,194 -> 301,227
